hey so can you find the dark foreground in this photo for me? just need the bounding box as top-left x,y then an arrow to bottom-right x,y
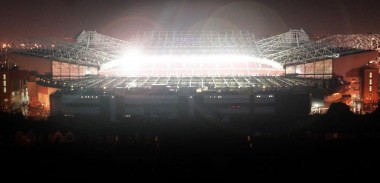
1,108 -> 380,181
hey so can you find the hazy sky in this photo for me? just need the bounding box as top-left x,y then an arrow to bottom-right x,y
1,0 -> 380,41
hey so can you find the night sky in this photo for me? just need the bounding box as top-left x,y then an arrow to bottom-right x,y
1,0 -> 380,41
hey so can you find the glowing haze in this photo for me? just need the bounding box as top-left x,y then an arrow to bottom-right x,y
99,47 -> 284,77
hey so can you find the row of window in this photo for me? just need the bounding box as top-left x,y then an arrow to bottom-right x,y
81,96 -> 98,99
256,95 -> 274,98
209,96 -> 223,98
80,96 -> 115,99
3,74 -> 6,94
369,72 -> 372,92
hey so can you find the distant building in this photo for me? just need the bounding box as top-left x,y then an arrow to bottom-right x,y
0,69 -> 31,112
0,68 -> 58,115
362,65 -> 379,112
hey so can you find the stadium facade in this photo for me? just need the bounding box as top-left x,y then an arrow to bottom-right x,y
0,29 -> 379,120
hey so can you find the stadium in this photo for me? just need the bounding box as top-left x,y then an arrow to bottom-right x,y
0,29 -> 379,120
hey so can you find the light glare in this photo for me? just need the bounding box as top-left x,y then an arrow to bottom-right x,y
100,50 -> 284,76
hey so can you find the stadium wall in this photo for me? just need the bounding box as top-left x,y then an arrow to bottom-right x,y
285,59 -> 332,78
50,89 -> 311,121
52,61 -> 98,79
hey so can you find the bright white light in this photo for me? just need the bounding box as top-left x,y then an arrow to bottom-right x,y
101,47 -> 145,71
100,50 -> 284,76
121,47 -> 144,60
312,102 -> 324,108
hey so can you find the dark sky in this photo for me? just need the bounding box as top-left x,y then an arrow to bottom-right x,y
1,0 -> 380,41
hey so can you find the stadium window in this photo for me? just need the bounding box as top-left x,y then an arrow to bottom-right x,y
369,85 -> 372,92
3,80 -> 6,86
2,74 -> 5,80
3,87 -> 6,93
369,79 -> 372,85
369,72 -> 372,78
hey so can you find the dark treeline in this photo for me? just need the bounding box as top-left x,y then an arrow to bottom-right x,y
1,102 -> 380,181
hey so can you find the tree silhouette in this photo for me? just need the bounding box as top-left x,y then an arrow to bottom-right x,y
326,102 -> 353,120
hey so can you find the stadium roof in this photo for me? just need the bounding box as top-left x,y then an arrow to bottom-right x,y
1,29 -> 380,67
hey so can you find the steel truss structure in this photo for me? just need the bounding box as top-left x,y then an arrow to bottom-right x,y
3,37 -> 116,67
128,30 -> 260,56
262,32 -> 380,65
256,29 -> 310,56
76,30 -> 128,55
1,29 -> 380,68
